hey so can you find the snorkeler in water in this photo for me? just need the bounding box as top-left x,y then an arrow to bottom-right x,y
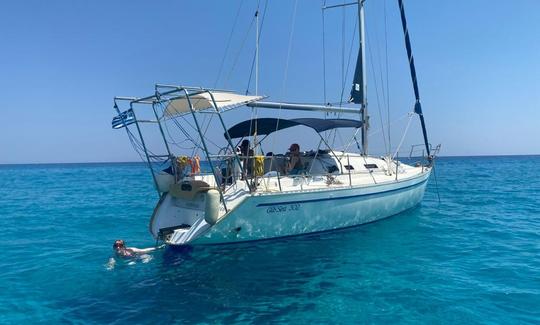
107,240 -> 165,269
112,239 -> 163,258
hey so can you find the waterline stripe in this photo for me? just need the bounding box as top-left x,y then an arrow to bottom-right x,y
256,178 -> 428,207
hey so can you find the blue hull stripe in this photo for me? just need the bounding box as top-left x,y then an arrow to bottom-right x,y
256,178 -> 428,207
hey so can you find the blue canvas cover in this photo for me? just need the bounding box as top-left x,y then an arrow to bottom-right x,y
225,118 -> 362,139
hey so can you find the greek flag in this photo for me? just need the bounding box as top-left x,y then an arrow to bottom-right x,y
112,109 -> 135,129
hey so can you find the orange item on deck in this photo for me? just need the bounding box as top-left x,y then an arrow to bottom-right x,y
190,155 -> 201,175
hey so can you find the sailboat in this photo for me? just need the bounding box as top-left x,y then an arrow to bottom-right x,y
111,0 -> 439,245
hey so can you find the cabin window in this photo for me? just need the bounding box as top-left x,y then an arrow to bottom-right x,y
344,165 -> 355,170
364,164 -> 378,169
327,165 -> 339,173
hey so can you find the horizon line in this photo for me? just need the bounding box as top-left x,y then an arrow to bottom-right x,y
1,153 -> 539,166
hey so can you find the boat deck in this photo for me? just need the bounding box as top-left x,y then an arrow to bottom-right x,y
193,155 -> 429,215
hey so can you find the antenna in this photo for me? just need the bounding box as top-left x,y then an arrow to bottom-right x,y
255,9 -> 259,96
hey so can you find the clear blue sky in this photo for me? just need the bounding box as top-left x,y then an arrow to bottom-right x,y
1,0 -> 538,164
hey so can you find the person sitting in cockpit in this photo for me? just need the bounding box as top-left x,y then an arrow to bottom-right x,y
286,143 -> 303,175
239,139 -> 254,177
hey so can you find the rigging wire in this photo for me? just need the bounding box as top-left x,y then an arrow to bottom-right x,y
182,115 -> 223,156
193,103 -> 221,157
331,11 -> 357,147
370,0 -> 391,156
368,111 -> 410,137
366,29 -> 389,154
224,13 -> 257,89
337,17 -> 358,107
341,0 -> 346,108
281,0 -> 299,99
214,0 -> 245,88
383,0 -> 391,156
125,127 -> 148,163
159,106 -> 198,150
392,112 -> 413,159
321,0 -> 327,107
196,0 -> 244,159
125,122 -> 158,157
340,110 -> 409,154
161,113 -> 196,152
159,103 -> 195,141
252,0 -> 262,154
121,116 -> 168,174
157,101 -> 221,154
268,0 -> 299,166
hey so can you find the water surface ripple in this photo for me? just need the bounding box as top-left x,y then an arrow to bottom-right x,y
1,156 -> 539,323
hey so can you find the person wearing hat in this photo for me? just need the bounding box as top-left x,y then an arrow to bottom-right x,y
287,143 -> 303,175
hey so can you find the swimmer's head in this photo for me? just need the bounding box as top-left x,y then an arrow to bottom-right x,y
113,240 -> 125,250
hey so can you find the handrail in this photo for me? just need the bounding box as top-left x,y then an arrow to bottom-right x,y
408,143 -> 440,159
181,88 -> 228,213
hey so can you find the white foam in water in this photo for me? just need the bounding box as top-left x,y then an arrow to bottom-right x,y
106,258 -> 116,270
140,254 -> 153,263
105,251 -> 157,270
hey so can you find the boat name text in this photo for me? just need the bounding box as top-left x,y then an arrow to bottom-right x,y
266,203 -> 301,214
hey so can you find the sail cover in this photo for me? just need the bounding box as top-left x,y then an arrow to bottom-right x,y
164,91 -> 263,117
225,118 -> 363,139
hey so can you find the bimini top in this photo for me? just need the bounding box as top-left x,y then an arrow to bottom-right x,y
165,91 -> 264,117
225,118 -> 363,139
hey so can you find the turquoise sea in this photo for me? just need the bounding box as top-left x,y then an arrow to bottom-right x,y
1,156 -> 539,324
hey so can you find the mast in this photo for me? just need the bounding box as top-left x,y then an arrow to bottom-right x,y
397,0 -> 431,157
350,0 -> 368,156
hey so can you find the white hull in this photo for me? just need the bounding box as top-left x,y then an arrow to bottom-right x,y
150,158 -> 431,246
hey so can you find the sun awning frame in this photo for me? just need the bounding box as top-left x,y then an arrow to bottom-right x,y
164,91 -> 265,118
